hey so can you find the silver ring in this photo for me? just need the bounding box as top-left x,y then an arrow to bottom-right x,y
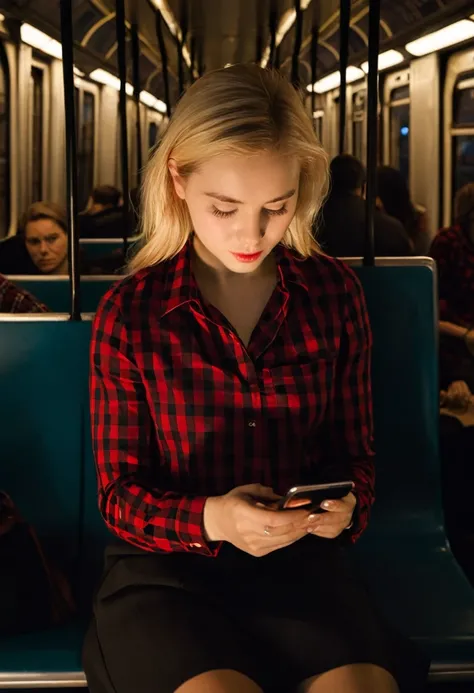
264,526 -> 271,536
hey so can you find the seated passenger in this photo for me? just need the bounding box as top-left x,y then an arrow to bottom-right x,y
430,183 -> 474,392
376,166 -> 428,255
317,155 -> 412,258
22,202 -> 69,275
83,64 -> 428,693
79,185 -> 129,239
0,273 -> 48,312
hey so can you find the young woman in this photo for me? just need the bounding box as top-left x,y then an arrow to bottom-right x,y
84,64 -> 429,693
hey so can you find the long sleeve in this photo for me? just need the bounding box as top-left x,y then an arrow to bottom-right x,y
90,290 -> 219,556
324,270 -> 375,542
430,231 -> 456,323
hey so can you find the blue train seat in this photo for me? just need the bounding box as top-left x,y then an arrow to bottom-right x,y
349,258 -> 474,682
79,237 -> 141,261
6,275 -> 119,314
0,257 -> 474,687
0,317 -> 91,688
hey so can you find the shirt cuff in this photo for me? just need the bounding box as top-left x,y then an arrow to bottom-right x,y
176,495 -> 222,557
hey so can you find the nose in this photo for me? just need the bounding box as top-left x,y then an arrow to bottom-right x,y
238,214 -> 266,249
39,242 -> 49,255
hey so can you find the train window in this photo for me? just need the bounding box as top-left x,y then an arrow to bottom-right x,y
453,75 -> 474,127
452,135 -> 474,195
0,43 -> 9,238
148,121 -> 158,150
30,66 -> 43,203
313,111 -> 324,144
74,86 -> 96,210
389,84 -> 410,183
352,90 -> 366,163
451,75 -> 474,201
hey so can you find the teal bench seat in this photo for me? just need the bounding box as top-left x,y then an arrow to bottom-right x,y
5,276 -> 118,314
0,257 -> 474,687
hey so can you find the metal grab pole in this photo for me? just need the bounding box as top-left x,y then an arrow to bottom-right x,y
364,0 -> 381,267
115,0 -> 129,257
155,10 -> 171,118
131,20 -> 143,187
291,0 -> 303,87
310,20 -> 319,126
59,0 -> 81,321
339,0 -> 350,154
268,0 -> 277,69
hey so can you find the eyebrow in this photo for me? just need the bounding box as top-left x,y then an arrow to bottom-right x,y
204,189 -> 296,205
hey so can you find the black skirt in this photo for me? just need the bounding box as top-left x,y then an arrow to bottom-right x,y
83,536 -> 430,693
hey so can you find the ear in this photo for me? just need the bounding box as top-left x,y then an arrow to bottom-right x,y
168,159 -> 186,200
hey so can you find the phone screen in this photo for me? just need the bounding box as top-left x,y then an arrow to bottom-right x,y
278,482 -> 353,512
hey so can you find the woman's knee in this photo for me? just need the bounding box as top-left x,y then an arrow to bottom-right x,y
299,663 -> 400,693
175,669 -> 263,693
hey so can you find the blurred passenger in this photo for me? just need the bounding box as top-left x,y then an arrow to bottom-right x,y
376,166 -> 428,254
0,273 -> 48,312
79,185 -> 129,239
318,155 -> 412,257
430,183 -> 474,391
23,202 -> 69,276
0,232 -> 39,275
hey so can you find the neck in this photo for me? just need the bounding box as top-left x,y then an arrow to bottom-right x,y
51,258 -> 69,276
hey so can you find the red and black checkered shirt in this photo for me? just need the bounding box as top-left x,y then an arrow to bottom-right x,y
430,226 -> 474,328
0,274 -> 48,313
90,242 -> 375,556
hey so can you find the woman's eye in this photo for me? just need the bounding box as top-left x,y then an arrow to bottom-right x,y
263,206 -> 288,217
212,207 -> 237,218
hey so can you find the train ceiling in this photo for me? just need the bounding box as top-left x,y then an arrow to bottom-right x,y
1,0 -> 473,106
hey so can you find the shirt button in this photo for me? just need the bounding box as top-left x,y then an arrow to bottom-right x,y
248,420 -> 257,428
190,542 -> 202,548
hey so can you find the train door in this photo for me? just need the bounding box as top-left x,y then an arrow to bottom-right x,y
383,69 -> 410,183
443,48 -> 474,226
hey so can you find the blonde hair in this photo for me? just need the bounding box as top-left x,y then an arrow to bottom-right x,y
130,63 -> 329,273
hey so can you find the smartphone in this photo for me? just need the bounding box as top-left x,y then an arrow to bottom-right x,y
277,481 -> 354,512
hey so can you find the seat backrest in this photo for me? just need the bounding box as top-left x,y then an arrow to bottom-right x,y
0,317 -> 91,576
346,258 -> 444,548
79,238 -> 126,260
6,276 -> 118,313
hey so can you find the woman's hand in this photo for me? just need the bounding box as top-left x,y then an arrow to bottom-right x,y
203,484 -> 311,557
306,492 -> 356,539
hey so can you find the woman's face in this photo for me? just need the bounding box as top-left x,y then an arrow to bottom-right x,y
169,151 -> 300,273
25,219 -> 68,275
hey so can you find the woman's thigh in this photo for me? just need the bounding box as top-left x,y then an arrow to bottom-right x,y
83,585 -> 265,693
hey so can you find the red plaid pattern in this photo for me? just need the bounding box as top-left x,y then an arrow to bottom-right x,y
430,226 -> 474,328
0,275 -> 48,313
90,243 -> 375,556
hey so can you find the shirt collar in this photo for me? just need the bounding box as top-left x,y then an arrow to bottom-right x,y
158,240 -> 310,318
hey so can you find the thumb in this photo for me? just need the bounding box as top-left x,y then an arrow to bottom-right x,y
240,484 -> 281,501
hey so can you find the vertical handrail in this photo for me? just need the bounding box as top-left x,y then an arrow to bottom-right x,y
155,10 -> 172,118
59,0 -> 81,321
115,0 -> 129,257
256,1 -> 264,64
291,0 -> 303,87
339,0 -> 350,154
131,20 -> 143,187
190,36 -> 196,84
310,4 -> 319,125
364,0 -> 380,267
178,0 -> 188,95
268,0 -> 277,69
